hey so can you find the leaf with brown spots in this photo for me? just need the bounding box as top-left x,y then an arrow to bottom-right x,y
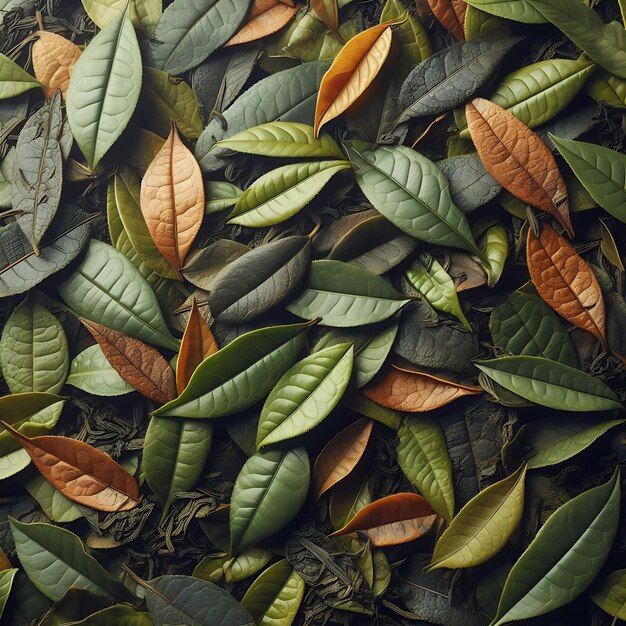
363,365 -> 482,412
313,418 -> 373,500
527,223 -> 606,349
225,0 -> 298,46
466,98 -> 573,237
329,492 -> 437,546
32,31 -> 82,99
81,319 -> 177,404
427,0 -> 466,40
0,421 -> 139,512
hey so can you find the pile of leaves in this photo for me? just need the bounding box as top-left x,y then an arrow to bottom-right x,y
0,0 -> 625,623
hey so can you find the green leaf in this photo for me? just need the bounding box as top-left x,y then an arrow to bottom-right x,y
475,356 -> 622,411
67,604 -> 154,625
0,295 -> 68,394
10,518 -> 135,602
143,416 -> 212,520
205,181 -> 243,213
256,343 -> 354,449
224,548 -> 273,585
549,135 -> 626,223
227,160 -> 352,228
286,260 -> 410,328
592,568 -> 626,621
489,291 -> 579,367
0,52 -> 39,99
349,144 -> 482,256
57,240 -> 180,351
397,415 -> 455,522
153,321 -> 312,419
81,0 -> 161,31
182,239 -> 250,291
25,475 -> 82,524
218,122 -> 344,159
464,4 -> 513,40
429,465 -> 526,570
479,223 -> 508,287
230,447 -> 310,553
241,559 -> 305,626
463,0 -> 546,23
67,344 -> 134,396
0,146 -> 14,209
492,469 -> 621,625
586,69 -> 626,109
67,2 -> 141,168
0,569 -> 17,621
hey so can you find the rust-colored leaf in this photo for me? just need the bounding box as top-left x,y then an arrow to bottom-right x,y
0,547 -> 11,571
32,31 -> 82,99
312,0 -> 340,34
427,0 -> 466,40
81,319 -> 177,404
140,121 -> 204,278
314,22 -> 393,137
313,418 -> 373,500
226,0 -> 298,46
1,421 -> 139,512
363,365 -> 482,412
329,492 -> 437,546
527,223 -> 607,349
177,299 -> 219,394
466,98 -> 573,238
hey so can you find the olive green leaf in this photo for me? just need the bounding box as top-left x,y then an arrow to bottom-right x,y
347,394 -> 403,431
66,604 -> 153,625
0,295 -> 68,394
463,0 -> 545,23
57,240 -> 179,351
0,147 -> 14,209
182,239 -> 250,291
67,345 -> 133,397
0,568 -> 17,621
67,1 -> 141,168
464,4 -> 513,40
230,447 -> 310,553
205,181 -> 244,214
475,356 -> 621,411
586,69 -> 626,108
492,468 -> 621,625
241,559 -> 305,626
397,415 -> 455,521
224,548 -> 273,585
153,321 -> 313,419
592,568 -> 626,621
10,518 -> 135,602
256,343 -> 354,449
227,160 -> 352,228
81,0 -> 161,30
218,122 -> 344,159
429,465 -> 526,570
549,135 -> 626,223
479,223 -> 508,287
348,144 -> 483,256
25,475 -> 83,524
0,52 -> 39,99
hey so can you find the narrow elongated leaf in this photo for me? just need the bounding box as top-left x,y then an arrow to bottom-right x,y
230,447 -> 310,552
475,356 -> 622,411
463,0 -> 545,24
256,343 -> 354,448
493,469 -> 621,625
66,2 -> 141,168
32,31 -> 81,99
592,569 -> 626,621
427,0 -> 466,40
182,239 -> 250,290
226,0 -> 298,46
0,52 -> 39,99
429,466 -> 526,570
479,222 -> 507,287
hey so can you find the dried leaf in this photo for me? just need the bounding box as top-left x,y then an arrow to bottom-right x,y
226,0 -> 298,46
32,31 -> 82,100
427,0 -> 467,40
311,0 -> 339,33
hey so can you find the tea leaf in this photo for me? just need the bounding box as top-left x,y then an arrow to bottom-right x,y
32,31 -> 81,99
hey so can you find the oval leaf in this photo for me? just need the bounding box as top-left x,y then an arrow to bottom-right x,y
67,345 -> 134,396
32,31 -> 81,99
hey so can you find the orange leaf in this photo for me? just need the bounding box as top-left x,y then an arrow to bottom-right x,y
32,31 -> 82,99
427,0 -> 466,40
363,365 -> 482,412
314,22 -> 393,136
311,0 -> 340,34
177,299 -> 219,393
466,98 -> 573,238
1,421 -> 139,512
329,492 -> 437,546
226,0 -> 298,46
313,418 -> 373,500
81,319 -> 177,404
140,121 -> 204,277
527,224 -> 606,349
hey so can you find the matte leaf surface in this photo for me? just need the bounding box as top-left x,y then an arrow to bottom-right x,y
32,31 -> 81,99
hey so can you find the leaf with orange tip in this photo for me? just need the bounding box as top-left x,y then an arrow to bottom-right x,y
329,492 -> 437,546
527,223 -> 607,349
466,98 -> 573,237
177,299 -> 219,394
0,421 -> 139,512
311,0 -> 340,34
225,0 -> 298,46
363,365 -> 482,412
32,31 -> 82,100
313,418 -> 373,500
140,121 -> 204,278
314,22 -> 394,137
427,0 -> 466,40
81,319 -> 177,405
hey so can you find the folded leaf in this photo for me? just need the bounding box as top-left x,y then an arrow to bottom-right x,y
592,568 -> 626,621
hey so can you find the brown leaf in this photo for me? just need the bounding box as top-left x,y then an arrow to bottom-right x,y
363,365 -> 482,412
177,299 -> 219,393
313,418 -> 373,500
32,31 -> 82,99
311,0 -> 340,34
466,98 -> 573,238
1,421 -> 139,512
527,223 -> 606,349
140,121 -> 204,278
329,492 -> 437,546
314,22 -> 393,136
226,0 -> 298,46
427,0 -> 466,40
81,319 -> 177,404
0,547 -> 11,571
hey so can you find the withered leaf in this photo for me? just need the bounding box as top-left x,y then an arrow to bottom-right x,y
32,31 -> 82,100
226,0 -> 298,46
427,0 -> 467,40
